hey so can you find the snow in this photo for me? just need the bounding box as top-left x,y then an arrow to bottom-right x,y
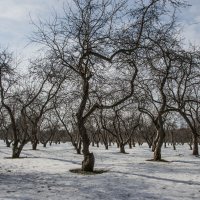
0,141 -> 200,200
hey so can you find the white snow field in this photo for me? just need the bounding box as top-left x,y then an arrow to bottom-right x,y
0,141 -> 200,200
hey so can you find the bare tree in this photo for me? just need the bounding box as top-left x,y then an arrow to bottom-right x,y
137,21 -> 184,160
167,52 -> 200,155
0,110 -> 13,147
100,106 -> 140,153
0,49 -> 32,158
19,57 -> 66,150
31,0 -> 185,171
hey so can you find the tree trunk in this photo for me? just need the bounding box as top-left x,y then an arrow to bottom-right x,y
153,128 -> 165,161
128,140 -> 132,149
152,132 -> 159,152
6,139 -> 12,147
120,144 -> 126,153
76,77 -> 95,172
192,133 -> 199,156
105,144 -> 108,150
147,140 -> 152,148
76,148 -> 81,154
12,142 -> 25,158
77,140 -> 82,154
12,141 -> 20,158
32,130 -> 39,150
32,140 -> 38,150
79,123 -> 94,171
73,142 -> 81,154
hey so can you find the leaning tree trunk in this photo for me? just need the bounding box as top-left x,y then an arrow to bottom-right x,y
12,141 -> 26,158
12,140 -> 20,158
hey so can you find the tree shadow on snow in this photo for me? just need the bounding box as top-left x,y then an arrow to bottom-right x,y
112,170 -> 200,186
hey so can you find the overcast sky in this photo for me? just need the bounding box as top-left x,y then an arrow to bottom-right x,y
0,0 -> 200,65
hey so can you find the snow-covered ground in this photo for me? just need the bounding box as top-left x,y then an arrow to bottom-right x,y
0,141 -> 200,200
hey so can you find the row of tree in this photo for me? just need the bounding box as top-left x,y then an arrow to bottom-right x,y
0,0 -> 200,172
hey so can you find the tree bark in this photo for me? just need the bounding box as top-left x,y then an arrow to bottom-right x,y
12,141 -> 24,158
128,140 -> 132,149
152,132 -> 159,152
32,139 -> 39,150
119,144 -> 126,153
192,133 -> 199,156
79,125 -> 95,171
32,129 -> 39,150
153,126 -> 165,161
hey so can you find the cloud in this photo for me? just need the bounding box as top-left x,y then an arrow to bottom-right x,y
0,0 -> 65,61
0,0 -> 200,68
176,0 -> 200,46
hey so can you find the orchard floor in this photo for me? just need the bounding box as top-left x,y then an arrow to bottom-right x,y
0,141 -> 200,200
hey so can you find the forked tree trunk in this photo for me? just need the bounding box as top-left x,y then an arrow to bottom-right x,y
12,141 -> 20,158
73,142 -> 81,154
12,141 -> 25,158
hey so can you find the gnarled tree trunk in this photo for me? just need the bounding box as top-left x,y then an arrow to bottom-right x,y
79,124 -> 95,171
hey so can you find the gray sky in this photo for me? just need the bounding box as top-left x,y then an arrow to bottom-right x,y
178,0 -> 200,45
0,0 -> 64,64
0,0 -> 200,66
